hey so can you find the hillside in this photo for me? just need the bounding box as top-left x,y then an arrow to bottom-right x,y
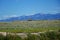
0,13 -> 60,22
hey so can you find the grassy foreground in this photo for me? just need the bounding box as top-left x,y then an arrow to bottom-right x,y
0,20 -> 60,32
0,29 -> 60,40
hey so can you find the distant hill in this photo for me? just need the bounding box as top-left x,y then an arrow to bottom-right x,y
0,13 -> 60,22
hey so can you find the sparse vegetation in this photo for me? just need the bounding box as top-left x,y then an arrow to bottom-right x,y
0,20 -> 60,32
0,20 -> 60,40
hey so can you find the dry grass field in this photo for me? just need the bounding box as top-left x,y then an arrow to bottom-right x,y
0,20 -> 60,33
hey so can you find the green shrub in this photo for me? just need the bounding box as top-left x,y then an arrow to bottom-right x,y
4,34 -> 22,40
45,31 -> 58,40
23,33 -> 39,40
0,34 -> 4,40
0,29 -> 60,40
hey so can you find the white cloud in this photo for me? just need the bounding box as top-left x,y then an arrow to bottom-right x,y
4,15 -> 18,18
0,15 -> 19,20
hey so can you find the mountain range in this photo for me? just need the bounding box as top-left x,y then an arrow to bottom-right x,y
0,13 -> 60,22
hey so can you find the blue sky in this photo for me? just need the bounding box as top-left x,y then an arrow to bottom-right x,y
0,0 -> 60,19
